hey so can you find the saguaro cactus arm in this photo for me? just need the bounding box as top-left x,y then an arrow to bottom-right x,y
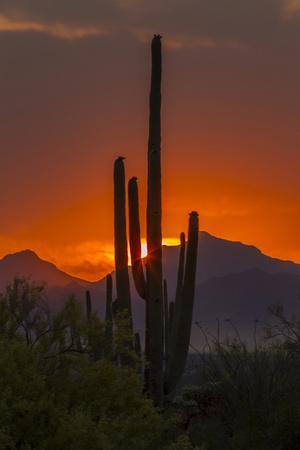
114,157 -> 132,318
165,212 -> 199,395
169,232 -> 186,340
128,177 -> 147,300
175,232 -> 186,306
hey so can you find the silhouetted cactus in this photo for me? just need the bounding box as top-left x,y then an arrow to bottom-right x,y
163,279 -> 169,362
105,274 -> 113,344
125,36 -> 199,403
112,35 -> 199,403
134,332 -> 142,374
174,232 -> 186,310
128,177 -> 146,300
165,212 -> 199,395
85,290 -> 92,351
86,290 -> 92,321
134,332 -> 142,358
145,34 -> 164,405
114,157 -> 133,326
167,232 -> 186,364
166,232 -> 186,365
112,299 -> 118,319
169,301 -> 175,341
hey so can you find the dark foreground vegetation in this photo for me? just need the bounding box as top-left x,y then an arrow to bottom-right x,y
1,277 -> 300,450
174,318 -> 300,450
0,277 -> 196,449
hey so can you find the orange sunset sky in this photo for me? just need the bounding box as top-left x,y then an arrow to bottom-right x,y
1,0 -> 300,280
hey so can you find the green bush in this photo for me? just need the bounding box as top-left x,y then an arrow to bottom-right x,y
0,277 -> 198,450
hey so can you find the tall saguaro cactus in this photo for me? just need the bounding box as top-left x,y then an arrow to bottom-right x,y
127,36 -> 199,403
113,35 -> 199,404
146,34 -> 164,405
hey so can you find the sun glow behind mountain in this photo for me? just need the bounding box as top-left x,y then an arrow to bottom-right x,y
140,238 -> 180,259
52,238 -> 181,281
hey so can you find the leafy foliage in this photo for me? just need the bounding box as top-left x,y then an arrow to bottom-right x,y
0,277 -> 195,450
4,278 -> 300,450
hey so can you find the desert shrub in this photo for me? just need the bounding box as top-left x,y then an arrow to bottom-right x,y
172,324 -> 300,450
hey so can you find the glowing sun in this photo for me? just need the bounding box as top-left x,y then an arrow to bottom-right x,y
140,237 -> 180,259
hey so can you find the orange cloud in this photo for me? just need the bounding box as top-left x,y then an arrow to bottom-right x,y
0,14 -> 108,39
22,240 -> 115,282
282,0 -> 300,17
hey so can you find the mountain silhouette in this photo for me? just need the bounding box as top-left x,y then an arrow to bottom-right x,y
163,232 -> 300,296
190,268 -> 300,347
1,233 -> 300,346
0,250 -> 89,291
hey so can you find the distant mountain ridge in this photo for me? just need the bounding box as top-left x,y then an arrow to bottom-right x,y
198,231 -> 299,275
1,232 -> 300,346
164,231 -> 300,287
1,233 -> 299,290
191,268 -> 300,345
0,249 -> 89,291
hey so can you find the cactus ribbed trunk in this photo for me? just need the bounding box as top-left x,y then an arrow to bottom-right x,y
128,177 -> 146,300
114,157 -> 132,322
165,212 -> 199,395
146,35 -> 163,405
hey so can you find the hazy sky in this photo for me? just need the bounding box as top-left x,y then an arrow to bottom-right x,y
1,0 -> 300,280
